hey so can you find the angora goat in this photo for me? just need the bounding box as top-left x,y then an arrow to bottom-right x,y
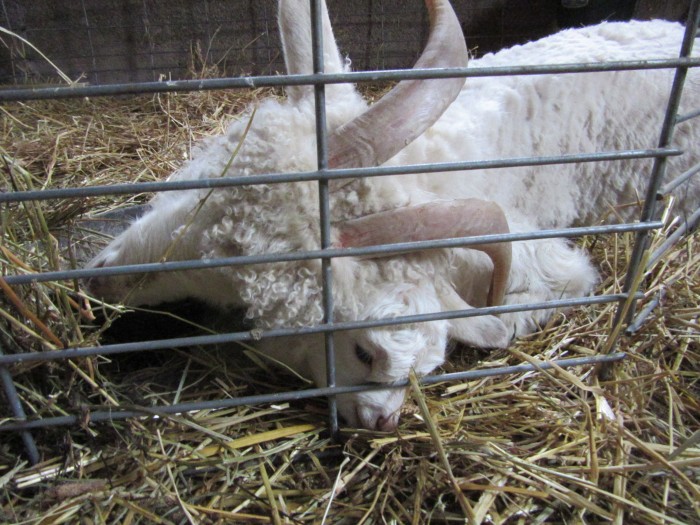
86,0 -> 700,431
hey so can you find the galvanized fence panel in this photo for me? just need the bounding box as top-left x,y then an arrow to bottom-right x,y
1,0 -> 699,463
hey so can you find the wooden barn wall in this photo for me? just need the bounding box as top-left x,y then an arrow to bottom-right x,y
0,0 -> 691,86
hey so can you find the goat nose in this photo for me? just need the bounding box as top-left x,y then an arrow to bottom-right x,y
375,413 -> 399,432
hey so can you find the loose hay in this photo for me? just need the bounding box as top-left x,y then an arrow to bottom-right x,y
0,85 -> 698,524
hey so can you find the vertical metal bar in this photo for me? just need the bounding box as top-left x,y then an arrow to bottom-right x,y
0,1 -> 11,31
3,0 -> 46,464
263,2 -> 273,75
141,0 -> 156,81
80,0 -> 99,84
611,0 -> 700,334
0,345 -> 40,464
1,0 -> 18,84
203,0 -> 213,58
310,0 -> 339,436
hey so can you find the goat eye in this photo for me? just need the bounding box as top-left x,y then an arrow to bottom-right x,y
354,345 -> 373,366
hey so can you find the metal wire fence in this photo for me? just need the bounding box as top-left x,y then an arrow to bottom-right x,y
1,0 -> 700,464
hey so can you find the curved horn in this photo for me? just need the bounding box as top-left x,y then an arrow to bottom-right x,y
328,0 -> 467,175
278,0 -> 347,102
333,199 -> 511,306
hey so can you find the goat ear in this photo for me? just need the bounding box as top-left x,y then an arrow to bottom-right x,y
438,283 -> 511,349
278,0 -> 348,102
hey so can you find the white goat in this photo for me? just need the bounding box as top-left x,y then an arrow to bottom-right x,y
86,0 -> 700,431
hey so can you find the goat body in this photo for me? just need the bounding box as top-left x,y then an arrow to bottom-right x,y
87,0 -> 700,430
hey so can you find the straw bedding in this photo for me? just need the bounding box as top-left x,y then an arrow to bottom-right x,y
0,85 -> 698,524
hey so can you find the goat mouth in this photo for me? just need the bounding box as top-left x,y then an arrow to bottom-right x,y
350,406 -> 376,430
353,405 -> 400,432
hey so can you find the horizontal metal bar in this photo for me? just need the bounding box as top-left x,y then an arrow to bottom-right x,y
2,57 -> 699,101
626,289 -> 666,335
0,148 -> 681,203
647,206 -> 700,267
675,107 -> 700,124
0,293 -> 640,367
2,221 -> 664,286
0,352 -> 626,432
659,161 -> 700,195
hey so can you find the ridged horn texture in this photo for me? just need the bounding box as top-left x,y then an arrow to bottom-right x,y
334,199 -> 512,307
327,0 -> 468,176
